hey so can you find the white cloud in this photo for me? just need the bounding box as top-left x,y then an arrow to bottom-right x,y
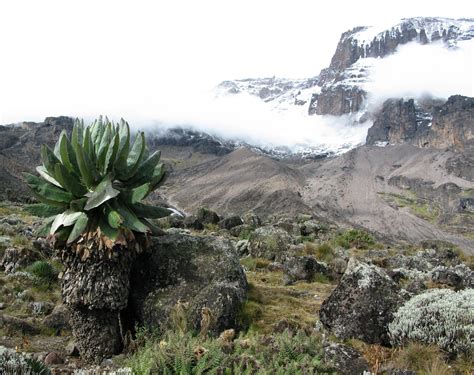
366,39 -> 474,107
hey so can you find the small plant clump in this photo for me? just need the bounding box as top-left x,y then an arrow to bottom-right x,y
0,347 -> 50,375
389,288 -> 474,356
26,260 -> 58,284
334,229 -> 375,249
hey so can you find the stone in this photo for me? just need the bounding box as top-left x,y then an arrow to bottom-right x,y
430,264 -> 473,290
0,303 -> 5,310
29,301 -> 55,316
234,240 -> 249,257
196,207 -> 220,225
218,216 -> 243,230
299,220 -> 324,236
319,258 -> 404,345
44,351 -> 64,365
229,224 -> 253,238
42,304 -> 71,332
183,215 -> 204,230
0,247 -> 38,274
248,226 -> 294,261
323,343 -> 370,375
242,212 -> 261,227
0,314 -> 40,335
129,233 -> 248,336
282,256 -> 328,285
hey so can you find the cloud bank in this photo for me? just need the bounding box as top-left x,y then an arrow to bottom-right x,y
366,39 -> 474,107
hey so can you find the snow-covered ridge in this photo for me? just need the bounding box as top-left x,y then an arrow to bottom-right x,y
351,17 -> 474,49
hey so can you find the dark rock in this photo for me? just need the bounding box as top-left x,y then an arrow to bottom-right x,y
0,303 -> 5,310
42,304 -> 71,332
0,313 -> 40,335
405,279 -> 426,295
242,212 -> 261,227
129,234 -> 248,336
219,216 -> 243,230
229,224 -> 253,238
430,264 -> 473,289
319,258 -> 404,345
248,226 -> 294,261
314,85 -> 366,116
299,220 -> 324,236
0,247 -> 38,274
367,98 -> 417,145
459,197 -> 474,213
44,351 -> 64,365
323,343 -> 370,375
196,207 -> 220,225
282,256 -> 328,285
183,215 -> 204,230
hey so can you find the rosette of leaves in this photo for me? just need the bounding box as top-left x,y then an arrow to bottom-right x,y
25,117 -> 171,254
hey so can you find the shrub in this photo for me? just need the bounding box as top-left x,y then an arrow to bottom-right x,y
335,229 -> 375,249
0,347 -> 50,375
26,260 -> 58,284
24,117 -> 171,254
389,289 -> 474,356
126,329 -> 333,374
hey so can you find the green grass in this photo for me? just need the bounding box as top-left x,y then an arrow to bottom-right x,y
26,261 -> 59,286
240,257 -> 271,271
379,192 -> 440,223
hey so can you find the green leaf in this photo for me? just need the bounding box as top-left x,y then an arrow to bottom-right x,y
74,142 -> 96,189
132,203 -> 173,219
120,132 -> 145,180
104,133 -> 120,173
114,121 -> 130,172
150,164 -> 167,190
97,122 -> 112,171
70,197 -> 87,211
37,216 -> 56,237
83,127 -> 95,165
54,164 -> 87,197
71,119 -> 84,151
50,210 -> 84,234
36,166 -> 63,188
121,183 -> 151,204
40,145 -> 61,176
59,131 -> 78,172
24,204 -> 64,218
55,226 -> 73,242
84,175 -> 120,211
105,204 -> 123,229
114,203 -> 150,233
25,173 -> 73,203
67,213 -> 89,243
124,151 -> 161,186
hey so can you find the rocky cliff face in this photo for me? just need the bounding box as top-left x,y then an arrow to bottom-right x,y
367,95 -> 474,150
313,18 -> 474,116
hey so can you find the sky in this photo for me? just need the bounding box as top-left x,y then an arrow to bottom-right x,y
0,0 -> 473,150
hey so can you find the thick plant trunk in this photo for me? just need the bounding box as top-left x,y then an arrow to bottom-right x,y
58,241 -> 136,364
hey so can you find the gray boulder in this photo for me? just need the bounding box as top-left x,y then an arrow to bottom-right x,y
219,216 -> 243,230
323,343 -> 369,375
242,212 -> 262,227
0,247 -> 38,274
430,264 -> 473,289
282,256 -> 328,285
319,258 -> 404,345
248,226 -> 294,261
129,234 -> 248,336
196,207 -> 220,225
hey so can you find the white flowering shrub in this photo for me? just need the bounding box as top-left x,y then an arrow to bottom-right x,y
389,288 -> 474,355
0,346 -> 50,374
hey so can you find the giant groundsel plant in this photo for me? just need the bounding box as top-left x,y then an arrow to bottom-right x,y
25,117 -> 171,248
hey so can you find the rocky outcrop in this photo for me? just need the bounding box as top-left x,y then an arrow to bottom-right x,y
313,86 -> 366,116
367,95 -> 474,150
367,99 -> 417,145
282,255 -> 328,285
128,233 -> 248,336
319,258 -> 404,345
248,226 -> 294,261
417,95 -> 474,150
323,343 -> 370,375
